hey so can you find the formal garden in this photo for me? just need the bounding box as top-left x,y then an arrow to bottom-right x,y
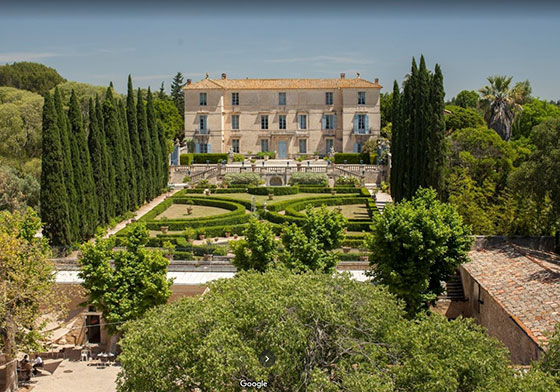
116,171 -> 376,261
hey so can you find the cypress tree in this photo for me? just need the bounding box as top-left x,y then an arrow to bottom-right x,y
427,64 -> 446,195
68,94 -> 86,240
390,81 -> 402,202
97,95 -> 116,221
171,72 -> 185,117
69,90 -> 98,238
158,121 -> 169,190
88,98 -> 107,225
147,88 -> 162,196
118,98 -> 137,210
103,87 -> 128,216
54,87 -> 79,242
416,55 -> 431,190
127,76 -> 145,206
40,93 -> 71,247
137,89 -> 154,202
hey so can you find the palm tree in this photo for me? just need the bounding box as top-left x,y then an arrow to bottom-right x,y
479,76 -> 531,140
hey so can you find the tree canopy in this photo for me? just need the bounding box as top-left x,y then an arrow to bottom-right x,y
231,217 -> 277,272
513,98 -> 560,139
445,105 -> 485,131
0,62 -> 65,95
452,89 -> 479,108
116,270 -> 559,392
366,188 -> 473,316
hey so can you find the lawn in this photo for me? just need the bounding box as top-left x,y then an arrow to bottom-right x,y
216,192 -> 340,205
155,204 -> 232,220
324,204 -> 370,220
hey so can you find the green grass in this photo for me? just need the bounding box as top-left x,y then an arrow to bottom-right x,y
155,204 -> 232,220
323,204 -> 370,220
216,192 -> 340,205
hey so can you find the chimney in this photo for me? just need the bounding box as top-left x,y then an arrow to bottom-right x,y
374,78 -> 379,84
221,73 -> 227,80
340,73 -> 345,79
186,79 -> 192,86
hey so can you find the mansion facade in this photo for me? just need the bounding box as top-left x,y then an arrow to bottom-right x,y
183,73 -> 381,158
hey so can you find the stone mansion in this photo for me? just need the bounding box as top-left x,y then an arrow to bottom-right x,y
183,73 -> 381,158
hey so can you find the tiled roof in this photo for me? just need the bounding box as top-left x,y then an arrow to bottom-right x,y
464,245 -> 560,347
183,77 -> 382,90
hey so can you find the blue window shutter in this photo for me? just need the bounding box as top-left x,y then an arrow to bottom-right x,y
365,114 -> 369,132
353,114 -> 358,133
195,143 -> 200,153
208,144 -> 212,153
333,113 -> 337,129
321,115 -> 326,130
353,143 -> 358,153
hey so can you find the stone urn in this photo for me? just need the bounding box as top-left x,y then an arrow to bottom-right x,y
160,226 -> 168,234
234,234 -> 239,239
225,232 -> 231,238
360,255 -> 369,262
336,206 -> 343,214
268,194 -> 274,200
296,162 -> 302,171
198,234 -> 206,240
186,206 -> 193,215
331,190 -> 336,196
342,246 -> 351,253
203,254 -> 212,262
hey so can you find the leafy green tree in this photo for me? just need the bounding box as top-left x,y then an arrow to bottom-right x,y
153,97 -> 184,142
78,224 -> 173,337
0,209 -> 60,391
40,92 -> 71,246
366,188 -> 472,316
452,89 -> 479,109
0,87 -> 43,160
231,217 -> 277,272
116,270 -> 557,392
126,76 -> 145,206
479,76 -> 531,140
137,89 -> 154,202
445,105 -> 485,131
0,62 -> 65,95
280,205 -> 347,273
103,88 -> 128,215
380,91 -> 393,129
68,91 -> 97,238
391,56 -> 446,202
170,72 -> 185,117
513,98 -> 560,139
0,165 -> 40,211
147,88 -> 163,197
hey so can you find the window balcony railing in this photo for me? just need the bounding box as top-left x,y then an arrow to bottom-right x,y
194,128 -> 211,138
353,127 -> 372,135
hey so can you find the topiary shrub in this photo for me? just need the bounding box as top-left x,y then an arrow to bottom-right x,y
224,172 -> 262,186
192,153 -> 228,164
289,172 -> 328,186
232,153 -> 245,162
256,151 -> 276,159
180,153 -> 194,165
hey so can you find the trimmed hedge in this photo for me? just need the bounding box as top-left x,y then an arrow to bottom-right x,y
335,176 -> 360,187
248,186 -> 299,196
192,153 -> 228,164
284,196 -> 367,218
180,153 -> 194,166
288,172 -> 328,186
224,172 -> 262,186
256,151 -> 276,159
342,238 -> 368,248
334,153 -> 375,164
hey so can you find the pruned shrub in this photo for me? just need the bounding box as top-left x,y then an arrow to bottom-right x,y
192,153 -> 228,164
180,153 -> 193,166
289,172 -> 328,186
335,176 -> 360,187
224,172 -> 262,186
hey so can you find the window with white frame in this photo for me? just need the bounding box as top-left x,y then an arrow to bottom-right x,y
232,92 -> 239,106
199,115 -> 207,131
325,114 -> 335,130
232,115 -> 239,130
299,139 -> 307,154
298,114 -> 307,130
279,115 -> 286,130
261,115 -> 269,130
199,143 -> 209,153
232,139 -> 240,153
199,92 -> 207,106
325,92 -> 333,105
357,114 -> 367,132
358,91 -> 366,105
278,92 -> 286,105
261,139 -> 269,152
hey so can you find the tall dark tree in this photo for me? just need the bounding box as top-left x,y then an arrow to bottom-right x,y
96,95 -> 116,221
147,88 -> 162,197
157,121 -> 169,190
170,72 -> 185,117
69,90 -> 98,238
40,93 -> 71,246
158,81 -> 166,99
54,87 -> 78,242
137,89 -> 154,202
127,76 -> 145,206
87,98 -> 107,225
390,56 -> 446,202
103,88 -> 128,215
118,98 -> 138,209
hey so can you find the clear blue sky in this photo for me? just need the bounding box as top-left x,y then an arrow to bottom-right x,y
1,1 -> 559,100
